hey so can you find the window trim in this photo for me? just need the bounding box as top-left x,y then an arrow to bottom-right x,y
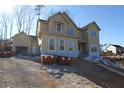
59,39 -> 65,51
56,22 -> 62,32
48,38 -> 56,51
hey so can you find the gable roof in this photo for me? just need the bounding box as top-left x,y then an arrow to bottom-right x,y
81,21 -> 101,31
112,44 -> 124,49
38,12 -> 101,31
41,12 -> 78,29
11,31 -> 26,39
62,12 -> 78,29
12,32 -> 37,41
38,19 -> 47,23
28,35 -> 37,41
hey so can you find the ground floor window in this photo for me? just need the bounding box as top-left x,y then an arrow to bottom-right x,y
59,40 -> 65,51
48,39 -> 75,52
68,40 -> 74,51
91,47 -> 97,52
48,38 -> 55,51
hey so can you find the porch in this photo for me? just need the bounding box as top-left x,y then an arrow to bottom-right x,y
78,42 -> 89,57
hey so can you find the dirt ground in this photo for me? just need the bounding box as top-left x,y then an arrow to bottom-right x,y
0,57 -> 100,88
0,57 -> 124,88
71,59 -> 124,88
116,60 -> 124,69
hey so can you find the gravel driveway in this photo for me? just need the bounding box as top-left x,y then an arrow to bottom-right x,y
0,57 -> 59,88
0,57 -> 100,88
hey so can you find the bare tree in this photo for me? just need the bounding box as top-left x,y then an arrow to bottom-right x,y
8,14 -> 14,39
0,17 -> 4,40
0,13 -> 9,51
24,6 -> 36,35
1,13 -> 9,40
14,5 -> 36,35
14,6 -> 26,33
9,21 -> 13,39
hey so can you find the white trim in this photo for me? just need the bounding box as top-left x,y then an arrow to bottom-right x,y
59,39 -> 65,51
48,38 -> 56,51
56,22 -> 62,32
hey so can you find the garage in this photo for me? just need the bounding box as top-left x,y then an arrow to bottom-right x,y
15,46 -> 28,55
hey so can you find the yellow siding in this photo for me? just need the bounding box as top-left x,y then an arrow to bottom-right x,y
39,14 -> 78,38
41,34 -> 78,52
13,33 -> 38,54
87,24 -> 100,53
13,34 -> 30,47
13,33 -> 31,53
37,13 -> 100,57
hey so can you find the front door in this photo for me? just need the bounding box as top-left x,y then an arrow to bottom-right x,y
79,43 -> 86,53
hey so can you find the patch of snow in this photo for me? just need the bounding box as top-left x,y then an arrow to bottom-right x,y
41,64 -> 79,79
85,56 -> 100,63
100,57 -> 120,68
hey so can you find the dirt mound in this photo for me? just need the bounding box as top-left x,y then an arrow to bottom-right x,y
71,58 -> 124,88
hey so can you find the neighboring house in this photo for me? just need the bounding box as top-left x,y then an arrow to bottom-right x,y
12,32 -> 39,55
36,12 -> 101,57
106,44 -> 124,54
100,44 -> 109,52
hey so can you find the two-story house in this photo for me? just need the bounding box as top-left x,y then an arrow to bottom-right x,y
36,12 -> 101,57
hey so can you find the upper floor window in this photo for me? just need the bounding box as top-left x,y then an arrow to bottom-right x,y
59,40 -> 65,51
56,23 -> 62,32
91,31 -> 96,37
48,38 -> 55,51
67,28 -> 74,36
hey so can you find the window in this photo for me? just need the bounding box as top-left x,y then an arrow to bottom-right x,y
59,40 -> 64,51
94,47 -> 97,52
91,47 -> 97,52
67,28 -> 74,36
91,48 -> 94,52
56,23 -> 62,32
68,40 -> 74,51
48,39 -> 55,50
91,31 -> 96,37
91,31 -> 94,37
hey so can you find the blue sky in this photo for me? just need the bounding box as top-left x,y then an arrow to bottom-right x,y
40,5 -> 124,46
1,5 -> 123,46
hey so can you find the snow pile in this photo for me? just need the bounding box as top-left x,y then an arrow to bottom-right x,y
99,57 -> 120,68
85,56 -> 100,63
41,64 -> 79,78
